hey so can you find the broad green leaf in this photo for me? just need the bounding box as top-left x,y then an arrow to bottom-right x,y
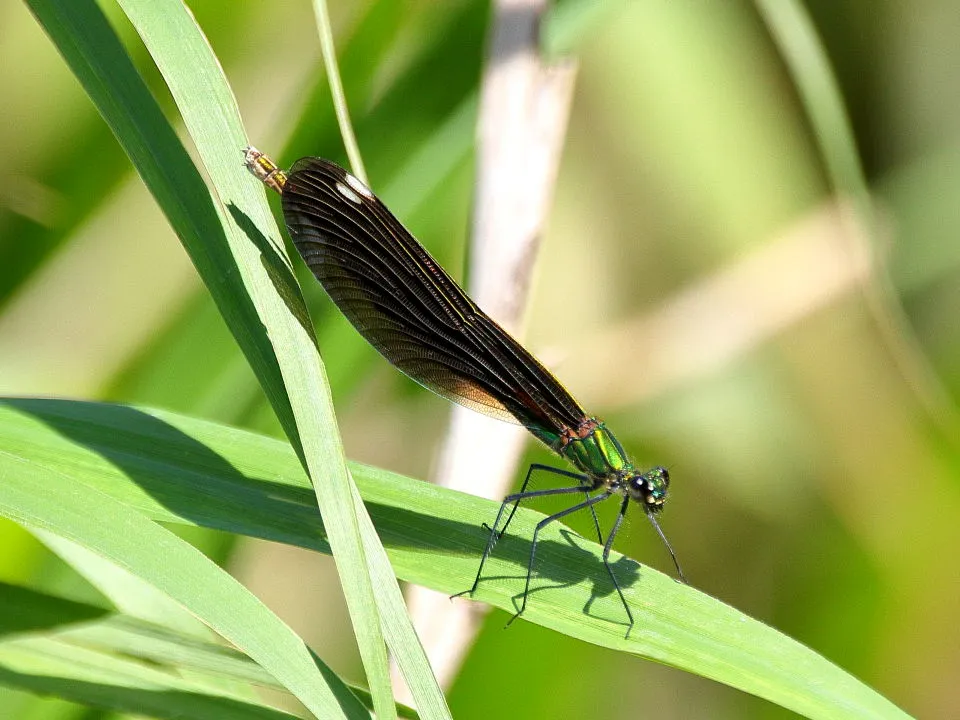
0,583 -> 419,720
0,441 -> 367,718
0,398 -> 912,720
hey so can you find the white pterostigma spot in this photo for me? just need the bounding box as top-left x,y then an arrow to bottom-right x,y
335,181 -> 362,205
345,172 -> 374,199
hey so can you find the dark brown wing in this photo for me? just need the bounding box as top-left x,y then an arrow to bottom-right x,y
280,157 -> 587,443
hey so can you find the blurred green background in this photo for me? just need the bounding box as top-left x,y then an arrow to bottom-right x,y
1,0 -> 958,718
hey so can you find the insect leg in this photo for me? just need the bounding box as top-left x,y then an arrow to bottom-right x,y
452,481 -> 592,603
507,489 -> 614,625
601,496 -> 633,627
496,464 -> 592,541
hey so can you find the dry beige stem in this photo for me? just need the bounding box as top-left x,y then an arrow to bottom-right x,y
396,0 -> 578,700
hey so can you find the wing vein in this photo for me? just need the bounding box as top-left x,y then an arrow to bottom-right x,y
281,158 -> 588,437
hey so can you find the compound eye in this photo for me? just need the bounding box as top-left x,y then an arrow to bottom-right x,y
658,466 -> 670,487
630,477 -> 649,495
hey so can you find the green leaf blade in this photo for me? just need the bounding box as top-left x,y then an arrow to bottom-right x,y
0,398 -> 914,720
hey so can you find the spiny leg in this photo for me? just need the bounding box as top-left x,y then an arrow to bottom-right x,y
496,464 -> 591,541
536,466 -> 605,544
507,490 -> 614,625
452,466 -> 587,602
452,483 -> 596,602
451,493 -> 516,599
601,497 -> 633,627
645,510 -> 687,584
584,488 -> 604,544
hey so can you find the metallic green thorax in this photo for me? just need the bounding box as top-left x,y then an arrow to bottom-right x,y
557,418 -> 628,477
